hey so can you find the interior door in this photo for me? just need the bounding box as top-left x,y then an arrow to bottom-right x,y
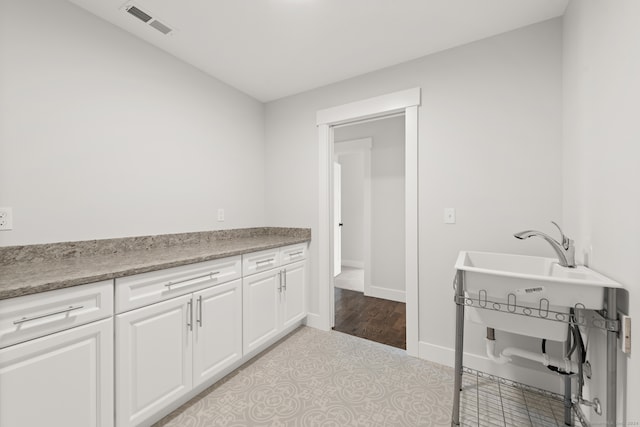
333,161 -> 342,277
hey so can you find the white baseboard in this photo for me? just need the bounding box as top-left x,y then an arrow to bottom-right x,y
304,312 -> 329,331
341,259 -> 364,269
366,286 -> 405,303
418,341 -> 564,394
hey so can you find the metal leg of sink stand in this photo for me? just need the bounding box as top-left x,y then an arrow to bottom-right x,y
451,270 -> 465,426
563,324 -> 572,425
606,287 -> 617,427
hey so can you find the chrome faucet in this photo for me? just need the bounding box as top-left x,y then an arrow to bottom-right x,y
514,221 -> 576,268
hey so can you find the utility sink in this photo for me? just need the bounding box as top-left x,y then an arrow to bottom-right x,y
455,251 -> 622,340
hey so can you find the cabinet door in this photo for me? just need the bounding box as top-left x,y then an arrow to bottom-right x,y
193,279 -> 242,387
0,318 -> 113,427
243,269 -> 280,354
281,261 -> 306,329
116,294 -> 193,427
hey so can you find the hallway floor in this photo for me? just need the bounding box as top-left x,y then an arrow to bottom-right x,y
333,287 -> 406,350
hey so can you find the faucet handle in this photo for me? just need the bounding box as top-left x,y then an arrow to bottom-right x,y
550,221 -> 571,250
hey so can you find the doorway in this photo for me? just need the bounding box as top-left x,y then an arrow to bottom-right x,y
316,87 -> 420,356
331,116 -> 406,349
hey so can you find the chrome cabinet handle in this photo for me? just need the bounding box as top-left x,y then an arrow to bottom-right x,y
164,271 -> 219,289
197,296 -> 203,327
278,271 -> 283,293
289,251 -> 303,257
187,300 -> 193,331
256,258 -> 275,267
13,305 -> 84,325
283,269 -> 287,291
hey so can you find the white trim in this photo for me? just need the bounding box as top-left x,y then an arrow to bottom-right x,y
317,124 -> 332,331
317,88 -> 421,126
341,259 -> 364,269
366,286 -> 406,303
404,105 -> 419,356
418,341 -> 563,394
304,312 -> 323,329
316,88 -> 421,356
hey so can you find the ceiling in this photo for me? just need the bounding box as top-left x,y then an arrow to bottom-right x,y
67,0 -> 568,102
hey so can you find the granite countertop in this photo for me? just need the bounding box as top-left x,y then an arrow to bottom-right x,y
0,227 -> 311,300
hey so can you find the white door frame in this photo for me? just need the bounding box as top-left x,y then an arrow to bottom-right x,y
316,88 -> 420,356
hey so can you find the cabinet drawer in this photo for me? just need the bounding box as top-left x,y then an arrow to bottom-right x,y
242,248 -> 281,276
280,243 -> 307,265
116,256 -> 241,313
0,280 -> 113,349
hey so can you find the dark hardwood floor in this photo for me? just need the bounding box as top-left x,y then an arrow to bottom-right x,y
333,288 -> 406,350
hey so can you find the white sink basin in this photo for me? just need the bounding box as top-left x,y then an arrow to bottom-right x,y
455,251 -> 622,340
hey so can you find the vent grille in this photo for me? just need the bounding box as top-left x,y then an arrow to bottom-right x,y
124,4 -> 174,35
126,6 -> 152,23
149,20 -> 172,35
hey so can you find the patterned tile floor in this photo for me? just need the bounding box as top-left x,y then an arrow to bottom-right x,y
155,327 -> 582,427
155,327 -> 454,426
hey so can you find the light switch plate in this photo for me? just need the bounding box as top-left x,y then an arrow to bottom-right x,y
217,208 -> 225,222
444,208 -> 456,224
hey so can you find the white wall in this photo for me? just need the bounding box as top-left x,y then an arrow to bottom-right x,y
0,0 -> 265,246
336,152 -> 365,267
335,116 -> 406,301
265,17 -> 563,382
563,0 -> 640,423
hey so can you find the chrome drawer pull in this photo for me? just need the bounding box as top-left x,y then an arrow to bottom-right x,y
187,300 -> 193,331
289,251 -> 303,257
165,272 -> 218,289
256,258 -> 274,266
13,305 -> 84,325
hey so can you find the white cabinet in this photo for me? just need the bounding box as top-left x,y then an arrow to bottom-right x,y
0,280 -> 114,349
0,294 -> 113,427
281,261 -> 306,329
116,256 -> 241,313
192,280 -> 243,387
116,278 -> 242,427
242,244 -> 307,355
116,294 -> 193,427
243,268 -> 281,353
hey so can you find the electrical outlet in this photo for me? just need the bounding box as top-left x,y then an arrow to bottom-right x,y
444,208 -> 456,224
619,312 -> 631,354
217,208 -> 225,222
0,207 -> 12,230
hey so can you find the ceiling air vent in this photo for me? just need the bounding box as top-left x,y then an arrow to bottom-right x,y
124,4 -> 174,35
149,20 -> 172,35
126,6 -> 151,23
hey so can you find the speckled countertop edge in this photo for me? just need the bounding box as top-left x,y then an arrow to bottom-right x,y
0,228 -> 311,300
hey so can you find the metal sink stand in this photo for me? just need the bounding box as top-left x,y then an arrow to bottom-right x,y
451,270 -> 619,427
